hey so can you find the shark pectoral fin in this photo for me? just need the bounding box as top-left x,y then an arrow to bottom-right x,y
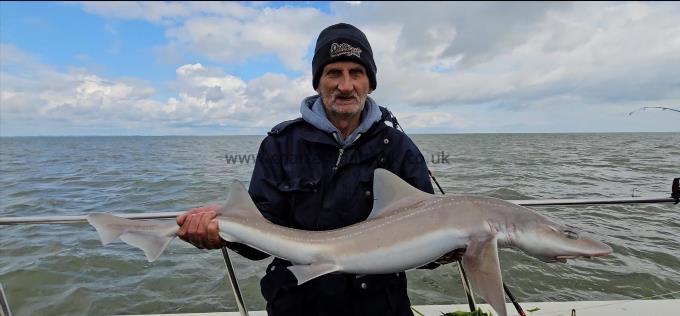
218,180 -> 262,219
462,237 -> 508,316
87,213 -> 178,262
287,263 -> 340,285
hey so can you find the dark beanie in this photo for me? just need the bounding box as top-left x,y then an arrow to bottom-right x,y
312,23 -> 377,90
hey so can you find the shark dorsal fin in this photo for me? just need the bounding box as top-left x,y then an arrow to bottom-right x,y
367,169 -> 433,220
218,180 -> 262,218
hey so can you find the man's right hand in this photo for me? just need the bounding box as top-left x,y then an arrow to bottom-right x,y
176,204 -> 227,250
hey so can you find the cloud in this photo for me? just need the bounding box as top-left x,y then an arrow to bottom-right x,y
78,2 -> 259,23
1,44 -> 158,126
3,2 -> 679,135
163,63 -> 314,128
80,2 -> 328,71
339,2 -> 680,112
1,45 -> 314,134
78,2 -> 680,111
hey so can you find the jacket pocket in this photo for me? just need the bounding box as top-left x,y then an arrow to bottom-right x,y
276,177 -> 319,193
261,260 -> 304,315
275,177 -> 320,229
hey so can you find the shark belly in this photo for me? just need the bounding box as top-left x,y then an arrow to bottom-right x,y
217,217 -> 331,264
333,228 -> 469,274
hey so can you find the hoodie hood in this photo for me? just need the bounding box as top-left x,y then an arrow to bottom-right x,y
300,95 -> 382,147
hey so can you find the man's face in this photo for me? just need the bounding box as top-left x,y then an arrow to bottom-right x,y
317,61 -> 371,119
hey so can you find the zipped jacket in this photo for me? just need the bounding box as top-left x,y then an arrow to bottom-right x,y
232,103 -> 434,316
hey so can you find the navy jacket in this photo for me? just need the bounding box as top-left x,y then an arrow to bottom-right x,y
232,106 -> 434,316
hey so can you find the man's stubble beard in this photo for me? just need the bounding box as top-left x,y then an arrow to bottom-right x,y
325,94 -> 367,119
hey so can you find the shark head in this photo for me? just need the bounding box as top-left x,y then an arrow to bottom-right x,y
513,221 -> 613,263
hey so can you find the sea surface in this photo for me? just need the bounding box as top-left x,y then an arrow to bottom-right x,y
1,133 -> 679,315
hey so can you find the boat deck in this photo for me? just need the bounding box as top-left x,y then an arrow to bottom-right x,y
123,299 -> 679,316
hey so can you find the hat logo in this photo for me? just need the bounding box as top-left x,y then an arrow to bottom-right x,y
330,42 -> 362,58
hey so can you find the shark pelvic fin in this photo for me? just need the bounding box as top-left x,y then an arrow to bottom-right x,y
462,237 -> 508,316
287,263 -> 340,285
368,169 -> 433,220
87,213 -> 178,262
218,180 -> 262,219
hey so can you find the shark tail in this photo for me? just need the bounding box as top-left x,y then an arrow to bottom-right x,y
87,213 -> 178,262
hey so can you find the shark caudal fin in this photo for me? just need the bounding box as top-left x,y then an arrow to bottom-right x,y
462,237 -> 508,316
368,169 -> 433,220
87,213 -> 178,262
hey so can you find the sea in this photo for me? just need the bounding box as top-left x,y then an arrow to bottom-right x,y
1,133 -> 679,315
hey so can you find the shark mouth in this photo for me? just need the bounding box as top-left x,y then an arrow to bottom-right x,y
554,252 -> 610,263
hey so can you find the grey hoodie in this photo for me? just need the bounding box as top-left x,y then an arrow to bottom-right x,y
300,95 -> 382,148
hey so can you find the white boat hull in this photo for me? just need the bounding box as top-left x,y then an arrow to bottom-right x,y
121,299 -> 680,316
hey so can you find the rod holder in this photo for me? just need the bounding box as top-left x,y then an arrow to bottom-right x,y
672,178 -> 679,204
221,247 -> 249,316
0,283 -> 11,316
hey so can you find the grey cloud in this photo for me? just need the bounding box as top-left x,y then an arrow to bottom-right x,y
439,2 -> 570,66
5,3 -> 679,135
331,2 -> 569,67
352,2 -> 680,116
205,86 -> 224,102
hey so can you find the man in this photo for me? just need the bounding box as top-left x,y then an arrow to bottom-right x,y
177,23 -> 454,316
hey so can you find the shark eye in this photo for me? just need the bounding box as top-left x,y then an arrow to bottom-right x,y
562,229 -> 579,240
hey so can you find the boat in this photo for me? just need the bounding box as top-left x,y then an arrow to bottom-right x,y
118,300 -> 680,316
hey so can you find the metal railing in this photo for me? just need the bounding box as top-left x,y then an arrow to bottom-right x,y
1,182 -> 677,316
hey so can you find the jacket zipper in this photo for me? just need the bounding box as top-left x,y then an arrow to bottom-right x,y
332,148 -> 344,173
314,147 -> 344,230
314,132 -> 364,230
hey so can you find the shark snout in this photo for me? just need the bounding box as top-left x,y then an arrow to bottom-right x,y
551,236 -> 613,262
556,245 -> 612,260
515,225 -> 614,263
583,239 -> 613,257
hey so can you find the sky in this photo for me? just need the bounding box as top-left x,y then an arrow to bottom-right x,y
1,1 -> 679,136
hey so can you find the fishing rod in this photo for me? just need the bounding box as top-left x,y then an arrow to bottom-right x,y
628,106 -> 680,115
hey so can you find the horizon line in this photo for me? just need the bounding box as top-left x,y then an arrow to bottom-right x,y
1,131 -> 679,138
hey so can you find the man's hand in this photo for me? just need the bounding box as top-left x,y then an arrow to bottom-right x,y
434,248 -> 466,265
176,204 -> 226,249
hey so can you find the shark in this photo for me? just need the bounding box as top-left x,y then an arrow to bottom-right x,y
87,169 -> 613,316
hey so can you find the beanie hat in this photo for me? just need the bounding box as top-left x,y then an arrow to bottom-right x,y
312,23 -> 377,90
